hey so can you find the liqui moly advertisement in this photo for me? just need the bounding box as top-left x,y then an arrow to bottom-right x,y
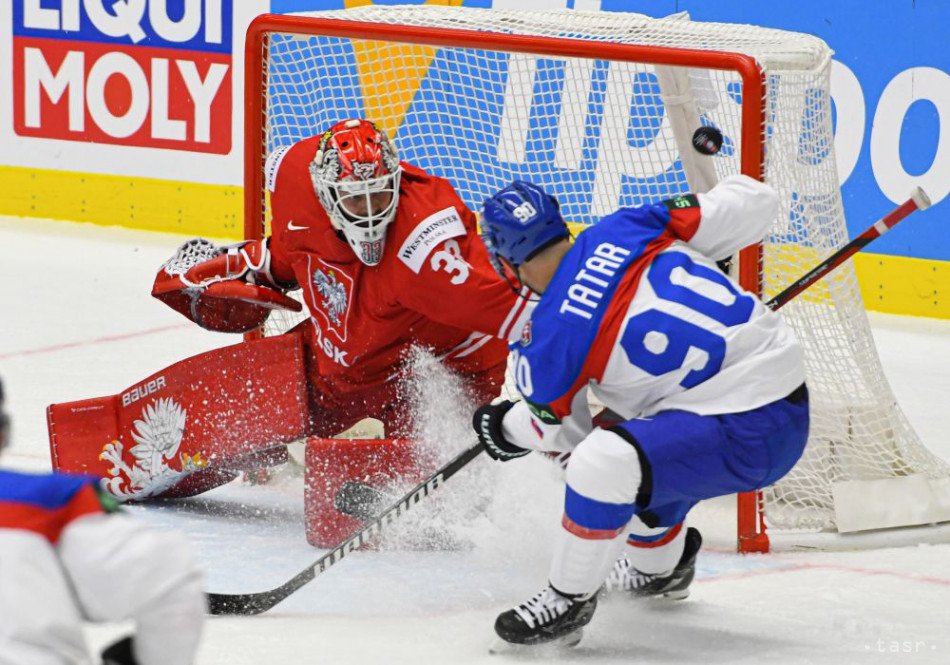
1,1 -> 268,184
13,0 -> 233,153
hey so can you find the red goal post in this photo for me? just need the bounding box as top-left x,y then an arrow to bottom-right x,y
241,6 -> 950,553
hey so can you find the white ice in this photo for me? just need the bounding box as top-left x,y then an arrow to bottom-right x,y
2,215 -> 949,664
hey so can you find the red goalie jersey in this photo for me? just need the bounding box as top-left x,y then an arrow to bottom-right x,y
152,121 -> 532,438
50,121 -> 528,511
262,136 -> 531,433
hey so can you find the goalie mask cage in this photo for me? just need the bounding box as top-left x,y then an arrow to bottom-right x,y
244,6 -> 950,552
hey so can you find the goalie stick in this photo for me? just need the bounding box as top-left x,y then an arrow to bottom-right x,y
207,441 -> 484,615
208,188 -> 930,616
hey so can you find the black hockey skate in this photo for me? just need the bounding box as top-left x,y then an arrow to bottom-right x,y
493,585 -> 598,650
604,527 -> 702,600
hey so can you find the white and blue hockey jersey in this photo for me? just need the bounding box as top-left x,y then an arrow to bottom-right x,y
0,471 -> 205,665
502,175 -> 805,454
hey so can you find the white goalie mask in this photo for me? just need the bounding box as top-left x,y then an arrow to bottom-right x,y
309,119 -> 402,266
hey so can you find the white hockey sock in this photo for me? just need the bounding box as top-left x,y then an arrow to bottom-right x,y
624,519 -> 687,575
549,428 -> 642,597
549,527 -> 628,597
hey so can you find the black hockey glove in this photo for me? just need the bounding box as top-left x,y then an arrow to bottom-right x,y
101,636 -> 140,665
473,400 -> 530,462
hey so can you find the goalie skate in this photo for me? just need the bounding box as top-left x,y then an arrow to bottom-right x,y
491,585 -> 597,651
604,527 -> 702,600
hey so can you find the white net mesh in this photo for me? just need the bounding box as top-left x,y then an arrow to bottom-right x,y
162,238 -> 222,277
248,6 -> 949,538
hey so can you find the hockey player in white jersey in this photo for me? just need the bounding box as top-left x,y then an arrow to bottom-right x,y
473,176 -> 809,648
0,377 -> 206,665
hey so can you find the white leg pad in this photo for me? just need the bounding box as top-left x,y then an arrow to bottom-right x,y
564,428 -> 642,504
549,429 -> 643,596
550,528 -> 627,597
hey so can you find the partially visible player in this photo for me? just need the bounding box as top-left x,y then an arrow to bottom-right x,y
0,377 -> 206,665
138,119 -> 531,493
473,176 -> 809,648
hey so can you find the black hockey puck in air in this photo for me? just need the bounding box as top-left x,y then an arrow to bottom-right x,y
692,126 -> 724,155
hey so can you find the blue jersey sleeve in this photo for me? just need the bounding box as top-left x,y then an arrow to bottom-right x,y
0,470 -> 98,509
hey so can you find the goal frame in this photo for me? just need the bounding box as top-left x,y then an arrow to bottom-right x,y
242,12 -> 773,552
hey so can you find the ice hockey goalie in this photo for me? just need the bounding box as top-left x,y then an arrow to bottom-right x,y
48,119 -> 532,511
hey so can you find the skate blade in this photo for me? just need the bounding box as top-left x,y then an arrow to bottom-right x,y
662,589 -> 690,601
489,629 -> 584,656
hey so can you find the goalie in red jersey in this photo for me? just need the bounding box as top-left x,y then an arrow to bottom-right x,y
48,119 -> 531,505
155,117 -> 531,435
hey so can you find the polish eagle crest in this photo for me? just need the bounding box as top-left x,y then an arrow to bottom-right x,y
99,397 -> 207,500
312,267 -> 348,326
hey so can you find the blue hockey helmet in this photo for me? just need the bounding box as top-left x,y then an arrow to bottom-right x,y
481,181 -> 569,267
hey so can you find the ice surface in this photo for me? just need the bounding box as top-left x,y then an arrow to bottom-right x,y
1,215 -> 949,663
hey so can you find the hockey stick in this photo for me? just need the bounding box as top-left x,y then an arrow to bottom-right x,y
209,189 -> 931,615
764,188 -> 931,311
207,441 -> 484,615
334,451 -> 572,521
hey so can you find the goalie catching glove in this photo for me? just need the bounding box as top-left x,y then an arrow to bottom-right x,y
152,238 -> 301,333
473,400 -> 530,462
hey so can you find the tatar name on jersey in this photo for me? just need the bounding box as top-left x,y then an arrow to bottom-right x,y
557,242 -> 632,320
513,212 -> 668,408
515,203 -> 803,423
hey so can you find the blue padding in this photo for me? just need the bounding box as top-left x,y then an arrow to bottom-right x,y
614,392 -> 809,527
564,484 -> 637,531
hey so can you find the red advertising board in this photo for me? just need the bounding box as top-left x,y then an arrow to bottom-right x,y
13,1 -> 233,154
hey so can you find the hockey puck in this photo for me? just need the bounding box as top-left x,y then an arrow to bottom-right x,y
692,126 -> 724,155
334,481 -> 385,521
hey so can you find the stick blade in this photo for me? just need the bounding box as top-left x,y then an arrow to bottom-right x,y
207,591 -> 283,616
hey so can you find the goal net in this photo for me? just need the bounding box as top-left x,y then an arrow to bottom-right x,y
245,5 -> 950,551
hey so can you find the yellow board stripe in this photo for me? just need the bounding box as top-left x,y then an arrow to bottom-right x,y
2,165 -> 948,319
853,252 -> 950,319
0,165 -> 241,239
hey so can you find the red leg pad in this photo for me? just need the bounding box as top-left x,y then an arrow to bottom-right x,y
47,334 -> 309,500
304,438 -> 423,548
